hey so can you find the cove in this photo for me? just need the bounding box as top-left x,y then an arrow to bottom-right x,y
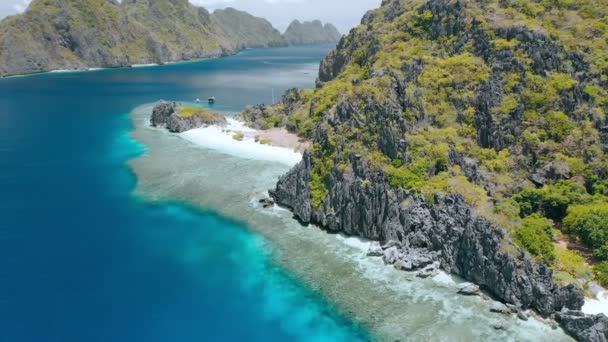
0,46 -> 368,341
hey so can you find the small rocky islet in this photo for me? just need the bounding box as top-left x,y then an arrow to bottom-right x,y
150,101 -> 227,133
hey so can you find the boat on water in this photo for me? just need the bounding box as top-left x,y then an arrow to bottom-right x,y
194,98 -> 201,103
208,96 -> 216,104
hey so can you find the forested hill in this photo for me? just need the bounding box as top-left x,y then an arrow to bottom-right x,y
0,0 -> 286,77
242,0 -> 608,337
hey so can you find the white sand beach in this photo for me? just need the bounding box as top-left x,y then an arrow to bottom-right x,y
179,118 -> 305,166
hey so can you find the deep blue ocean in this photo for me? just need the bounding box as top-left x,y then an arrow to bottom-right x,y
0,46 -> 368,342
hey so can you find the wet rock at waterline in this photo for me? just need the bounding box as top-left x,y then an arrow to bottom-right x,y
458,283 -> 480,296
558,310 -> 608,342
259,197 -> 275,209
366,242 -> 383,257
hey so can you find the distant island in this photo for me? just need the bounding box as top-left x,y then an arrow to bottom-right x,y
283,20 -> 342,46
0,0 -> 343,77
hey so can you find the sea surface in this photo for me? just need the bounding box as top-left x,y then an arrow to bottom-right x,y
0,46 -> 368,342
0,46 -> 574,342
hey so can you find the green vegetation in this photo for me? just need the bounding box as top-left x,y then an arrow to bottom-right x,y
513,181 -> 593,221
235,0 -> 608,286
554,247 -> 593,286
309,144 -> 335,209
232,132 -> 244,141
595,262 -> 608,286
513,214 -> 555,263
564,204 -> 608,260
177,106 -> 226,125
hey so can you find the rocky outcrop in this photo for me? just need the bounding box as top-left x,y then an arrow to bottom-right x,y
150,101 -> 226,133
458,283 -> 481,296
558,310 -> 608,342
0,0 -> 287,77
270,152 -> 584,316
283,20 -> 341,46
214,8 -> 287,49
151,101 -> 180,128
241,88 -> 308,130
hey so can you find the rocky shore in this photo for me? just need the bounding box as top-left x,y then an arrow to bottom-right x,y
268,151 -> 608,340
150,101 -> 227,133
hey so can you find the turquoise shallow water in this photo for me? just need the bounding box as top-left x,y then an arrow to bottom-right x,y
0,46 -> 369,342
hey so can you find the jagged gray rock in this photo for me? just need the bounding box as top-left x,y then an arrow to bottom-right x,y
366,242 -> 383,257
458,283 -> 480,296
493,323 -> 506,330
150,101 -> 179,128
270,152 -> 584,316
490,302 -> 511,315
417,261 -> 441,278
259,197 -> 275,209
558,310 -> 608,342
150,101 -> 226,133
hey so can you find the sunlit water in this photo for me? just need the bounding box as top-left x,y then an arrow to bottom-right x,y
1,45 -> 573,341
0,46 -> 368,342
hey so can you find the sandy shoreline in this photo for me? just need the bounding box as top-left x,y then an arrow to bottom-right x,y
179,117 -> 306,166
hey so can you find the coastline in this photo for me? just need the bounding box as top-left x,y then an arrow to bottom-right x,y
144,99 -> 608,320
0,52 -> 238,79
128,103 -> 577,341
179,117 -> 307,167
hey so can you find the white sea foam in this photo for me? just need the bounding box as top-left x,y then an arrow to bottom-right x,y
179,118 -> 303,166
583,290 -> 608,315
132,63 -> 158,68
335,235 -> 372,252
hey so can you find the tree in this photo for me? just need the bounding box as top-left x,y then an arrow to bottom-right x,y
514,214 -> 555,264
564,203 -> 608,250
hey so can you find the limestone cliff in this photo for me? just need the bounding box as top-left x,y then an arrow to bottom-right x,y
283,20 -> 341,46
213,7 -> 286,49
0,0 -> 286,77
243,0 -> 608,339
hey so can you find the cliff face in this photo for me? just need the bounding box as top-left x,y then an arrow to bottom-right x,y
0,0 -> 286,77
240,0 -> 608,337
213,8 -> 286,49
283,20 -> 341,46
271,151 -> 584,316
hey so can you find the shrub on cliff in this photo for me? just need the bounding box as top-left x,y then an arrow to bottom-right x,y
594,262 -> 608,286
564,204 -> 608,256
514,181 -> 592,221
514,214 -> 556,264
